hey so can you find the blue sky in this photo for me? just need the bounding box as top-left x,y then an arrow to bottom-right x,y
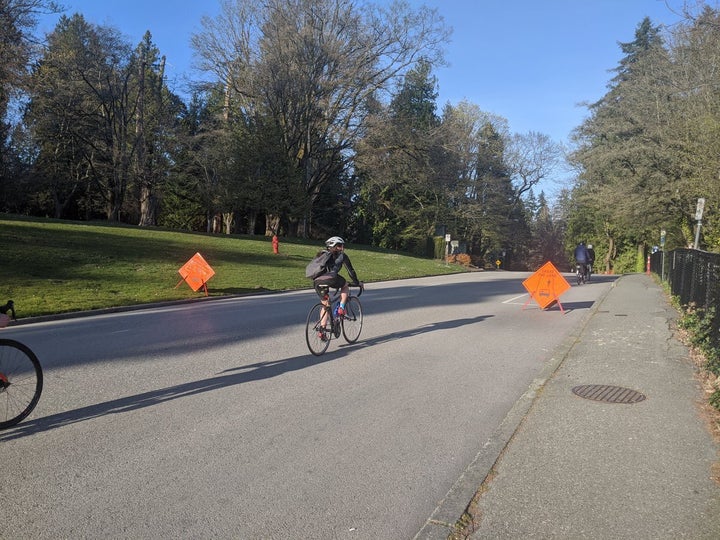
37,0 -> 697,194
422,0 -> 688,140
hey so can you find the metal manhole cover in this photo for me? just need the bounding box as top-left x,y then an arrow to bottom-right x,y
571,385 -> 646,404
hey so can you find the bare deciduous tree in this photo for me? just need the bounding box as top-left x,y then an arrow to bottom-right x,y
505,131 -> 561,204
191,0 -> 450,236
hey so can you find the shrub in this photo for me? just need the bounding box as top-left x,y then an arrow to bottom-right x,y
677,303 -> 720,413
611,248 -> 638,274
678,304 -> 720,375
455,253 -> 472,267
710,388 -> 720,410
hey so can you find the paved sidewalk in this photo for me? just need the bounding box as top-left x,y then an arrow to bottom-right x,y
422,273 -> 720,539
470,273 -> 720,538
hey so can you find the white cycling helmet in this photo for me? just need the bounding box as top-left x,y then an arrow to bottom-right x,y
325,236 -> 345,248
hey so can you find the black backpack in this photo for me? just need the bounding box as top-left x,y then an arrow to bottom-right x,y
305,251 -> 332,279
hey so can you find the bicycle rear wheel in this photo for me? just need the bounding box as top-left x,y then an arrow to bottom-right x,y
0,339 -> 43,429
305,303 -> 331,356
341,296 -> 363,344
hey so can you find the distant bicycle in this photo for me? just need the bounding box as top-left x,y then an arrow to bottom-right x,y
575,263 -> 590,285
0,300 -> 43,429
305,284 -> 364,356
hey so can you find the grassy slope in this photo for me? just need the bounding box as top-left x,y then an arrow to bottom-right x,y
1,214 -> 462,318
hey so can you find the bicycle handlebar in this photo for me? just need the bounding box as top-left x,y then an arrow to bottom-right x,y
351,282 -> 364,297
319,283 -> 364,299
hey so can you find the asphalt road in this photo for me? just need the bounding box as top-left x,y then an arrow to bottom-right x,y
0,271 -> 612,539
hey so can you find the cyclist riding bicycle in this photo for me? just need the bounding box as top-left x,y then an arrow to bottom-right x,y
574,241 -> 591,280
313,236 -> 360,333
587,244 -> 596,276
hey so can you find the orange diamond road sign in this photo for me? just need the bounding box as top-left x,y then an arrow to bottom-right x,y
177,252 -> 215,295
522,261 -> 570,311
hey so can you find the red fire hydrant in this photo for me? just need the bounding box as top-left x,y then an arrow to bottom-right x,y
272,235 -> 279,254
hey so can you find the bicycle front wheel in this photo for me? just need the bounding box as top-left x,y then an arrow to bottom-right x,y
0,339 -> 43,429
305,303 -> 331,356
341,296 -> 363,344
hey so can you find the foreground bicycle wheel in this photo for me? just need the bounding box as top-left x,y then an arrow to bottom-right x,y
341,296 -> 363,344
305,303 -> 331,356
0,339 -> 43,429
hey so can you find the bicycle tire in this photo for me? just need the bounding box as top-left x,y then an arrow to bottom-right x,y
341,296 -> 363,344
0,338 -> 43,429
305,303 -> 331,356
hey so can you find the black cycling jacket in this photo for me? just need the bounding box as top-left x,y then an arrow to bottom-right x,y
323,250 -> 359,284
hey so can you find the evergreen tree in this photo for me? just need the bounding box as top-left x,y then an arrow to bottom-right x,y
25,14 -> 104,218
133,32 -> 185,227
355,59 -> 446,254
528,191 -> 568,270
1,0 -> 61,208
569,16 -> 677,269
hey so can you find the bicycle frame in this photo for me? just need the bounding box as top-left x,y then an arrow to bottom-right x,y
316,285 -> 342,328
316,283 -> 363,320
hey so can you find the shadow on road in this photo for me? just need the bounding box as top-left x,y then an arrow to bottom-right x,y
339,314 -> 493,349
0,314 -> 493,441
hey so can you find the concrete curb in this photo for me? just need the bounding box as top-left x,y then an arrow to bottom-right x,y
413,277 -> 620,539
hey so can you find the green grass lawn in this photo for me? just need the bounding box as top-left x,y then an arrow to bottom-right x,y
1,214 -> 464,318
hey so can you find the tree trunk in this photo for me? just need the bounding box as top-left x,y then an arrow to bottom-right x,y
604,237 -> 615,274
296,216 -> 307,238
138,184 -> 157,226
287,218 -> 299,237
265,214 -> 280,236
223,212 -> 233,234
637,242 -> 646,273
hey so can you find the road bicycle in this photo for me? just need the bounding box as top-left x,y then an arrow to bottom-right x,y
0,300 -> 43,429
305,283 -> 364,356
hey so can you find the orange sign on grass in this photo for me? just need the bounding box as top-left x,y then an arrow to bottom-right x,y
177,252 -> 215,295
522,261 -> 570,311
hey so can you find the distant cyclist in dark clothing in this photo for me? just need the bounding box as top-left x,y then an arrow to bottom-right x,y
574,241 -> 591,280
587,244 -> 596,277
313,236 -> 360,327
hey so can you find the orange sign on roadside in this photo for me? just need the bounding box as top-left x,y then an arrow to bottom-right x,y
177,252 -> 215,296
522,261 -> 570,312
